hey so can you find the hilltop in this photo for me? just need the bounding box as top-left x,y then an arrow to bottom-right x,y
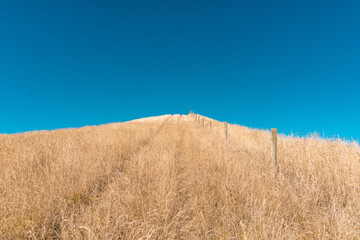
0,114 -> 359,239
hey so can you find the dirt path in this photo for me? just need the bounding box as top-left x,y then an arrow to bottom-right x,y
60,116 -> 199,238
55,115 -> 174,238
59,115 -> 233,239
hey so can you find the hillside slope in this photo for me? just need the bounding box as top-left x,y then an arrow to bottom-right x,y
1,114 -> 360,239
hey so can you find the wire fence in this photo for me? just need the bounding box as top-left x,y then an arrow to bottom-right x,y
190,112 -> 360,179
190,112 -> 360,158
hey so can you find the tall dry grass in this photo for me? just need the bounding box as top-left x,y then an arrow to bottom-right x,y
1,114 -> 360,239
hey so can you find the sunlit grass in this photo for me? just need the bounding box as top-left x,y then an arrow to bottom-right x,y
0,114 -> 359,239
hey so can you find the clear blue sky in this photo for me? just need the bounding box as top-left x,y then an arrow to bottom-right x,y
1,0 -> 359,140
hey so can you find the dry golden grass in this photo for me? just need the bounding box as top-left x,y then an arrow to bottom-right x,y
1,114 -> 360,239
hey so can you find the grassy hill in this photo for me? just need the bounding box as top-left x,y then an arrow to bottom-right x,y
1,114 -> 360,239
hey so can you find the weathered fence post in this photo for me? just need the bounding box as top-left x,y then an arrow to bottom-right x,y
209,121 -> 212,131
224,122 -> 228,141
271,128 -> 278,177
202,118 -> 204,127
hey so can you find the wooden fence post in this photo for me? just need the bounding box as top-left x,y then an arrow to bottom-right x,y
271,128 -> 278,177
209,121 -> 212,131
202,118 -> 204,127
224,122 -> 228,141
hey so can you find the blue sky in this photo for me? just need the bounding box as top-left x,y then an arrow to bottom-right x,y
1,0 -> 359,140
